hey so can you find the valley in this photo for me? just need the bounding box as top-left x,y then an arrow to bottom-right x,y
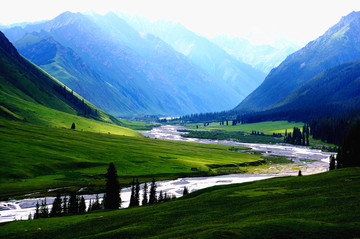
1,5 -> 360,239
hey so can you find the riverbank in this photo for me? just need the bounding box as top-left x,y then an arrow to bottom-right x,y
140,125 -> 333,176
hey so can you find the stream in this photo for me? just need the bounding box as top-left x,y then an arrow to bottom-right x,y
0,125 -> 334,223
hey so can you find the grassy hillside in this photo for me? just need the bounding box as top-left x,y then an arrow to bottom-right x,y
0,119 -> 261,199
1,168 -> 359,238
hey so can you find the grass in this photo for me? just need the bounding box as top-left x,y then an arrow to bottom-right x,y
0,119 -> 262,199
1,168 -> 359,238
186,121 -> 304,134
181,129 -> 283,144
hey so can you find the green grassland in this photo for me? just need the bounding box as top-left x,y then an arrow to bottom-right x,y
186,121 -> 304,134
0,119 -> 262,199
1,168 -> 359,238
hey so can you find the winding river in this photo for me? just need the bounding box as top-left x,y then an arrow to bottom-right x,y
0,125 -> 334,223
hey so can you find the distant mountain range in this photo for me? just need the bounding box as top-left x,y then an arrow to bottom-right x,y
2,12 -> 266,117
234,11 -> 360,117
211,35 -> 300,74
122,14 -> 266,101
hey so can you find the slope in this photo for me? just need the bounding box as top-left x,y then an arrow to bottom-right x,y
268,58 -> 360,114
235,11 -> 360,113
1,168 -> 359,238
4,12 -> 240,116
0,30 -> 139,136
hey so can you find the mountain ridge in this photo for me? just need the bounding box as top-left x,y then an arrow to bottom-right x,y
234,11 -> 360,113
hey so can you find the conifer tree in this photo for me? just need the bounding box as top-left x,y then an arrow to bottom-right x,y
34,202 -> 40,219
129,179 -> 136,207
183,186 -> 189,196
62,195 -> 68,214
50,192 -> 62,217
69,192 -> 78,214
87,199 -> 92,212
158,190 -> 164,202
91,195 -> 101,210
71,122 -> 75,130
40,199 -> 49,218
329,154 -> 337,170
79,196 -> 86,213
149,178 -> 157,204
135,179 -> 140,206
142,182 -> 148,206
104,162 -> 121,209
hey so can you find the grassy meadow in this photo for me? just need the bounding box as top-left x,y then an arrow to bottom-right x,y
0,119 -> 262,199
1,168 -> 359,238
186,121 -> 304,134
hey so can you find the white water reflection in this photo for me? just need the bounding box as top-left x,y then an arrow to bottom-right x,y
0,174 -> 272,223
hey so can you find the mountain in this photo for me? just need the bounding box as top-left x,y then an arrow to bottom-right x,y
122,14 -> 266,101
235,11 -> 360,113
0,30 -> 139,136
267,58 -> 360,114
3,12 -> 243,117
211,35 -> 300,74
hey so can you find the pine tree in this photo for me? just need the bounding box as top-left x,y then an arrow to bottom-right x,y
183,186 -> 189,196
69,192 -> 78,214
34,202 -> 40,219
158,190 -> 164,202
71,122 -> 75,130
87,199 -> 92,212
104,162 -> 121,209
135,179 -> 140,206
142,182 -> 148,206
91,195 -> 101,210
40,199 -> 49,218
329,154 -> 337,170
79,196 -> 86,213
149,178 -> 157,204
50,192 -> 62,217
62,195 -> 68,214
129,179 -> 136,207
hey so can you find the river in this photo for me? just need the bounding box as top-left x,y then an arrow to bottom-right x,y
0,125 -> 334,223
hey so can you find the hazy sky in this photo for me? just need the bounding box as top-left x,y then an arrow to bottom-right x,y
1,0 -> 360,45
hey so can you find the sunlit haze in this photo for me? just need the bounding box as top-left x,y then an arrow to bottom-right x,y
1,0 -> 360,45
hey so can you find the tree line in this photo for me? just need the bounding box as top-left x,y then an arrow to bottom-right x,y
30,163 -> 185,220
53,84 -> 98,118
329,119 -> 360,170
284,124 -> 310,145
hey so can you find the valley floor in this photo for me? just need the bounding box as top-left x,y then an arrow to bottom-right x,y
1,168 -> 359,238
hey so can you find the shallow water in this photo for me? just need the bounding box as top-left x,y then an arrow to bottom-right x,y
0,125 -> 334,223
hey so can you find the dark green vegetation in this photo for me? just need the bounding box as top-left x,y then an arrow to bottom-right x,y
1,168 -> 359,238
309,109 -> 360,145
332,120 -> 360,168
3,12 -> 263,116
181,129 -> 282,144
0,119 -> 261,200
235,11 -> 360,116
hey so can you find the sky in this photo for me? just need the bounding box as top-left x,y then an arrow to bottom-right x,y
1,0 -> 360,45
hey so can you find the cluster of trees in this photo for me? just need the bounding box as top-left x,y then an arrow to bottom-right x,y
129,178 -> 176,207
309,110 -> 360,145
30,163 -> 185,220
31,192 -> 97,220
329,120 -> 360,169
53,84 -> 98,118
284,125 -> 310,145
